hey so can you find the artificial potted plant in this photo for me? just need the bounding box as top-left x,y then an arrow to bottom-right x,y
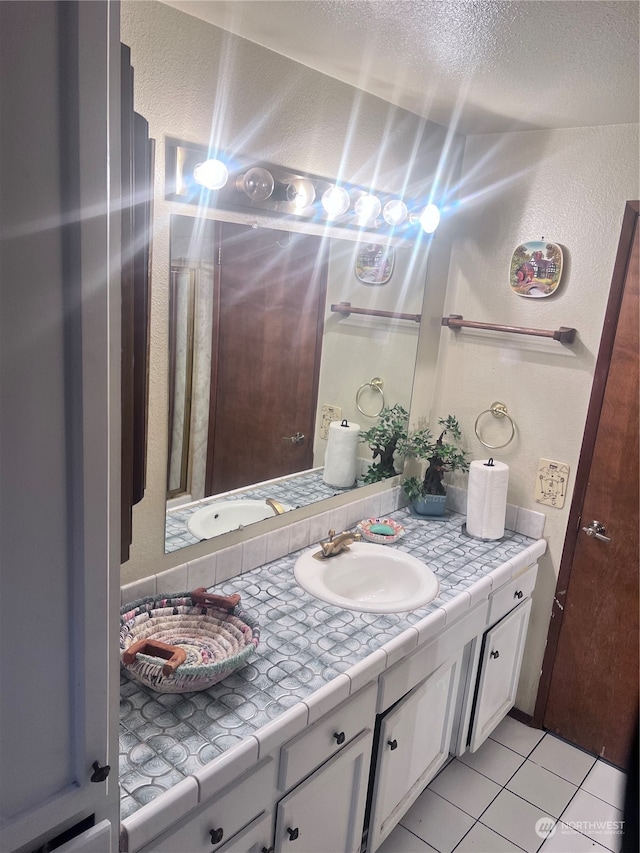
400,415 -> 469,516
360,404 -> 409,484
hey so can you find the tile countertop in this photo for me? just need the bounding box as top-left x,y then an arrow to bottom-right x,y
119,506 -> 547,824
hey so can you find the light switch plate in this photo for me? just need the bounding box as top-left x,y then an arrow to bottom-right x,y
320,404 -> 342,439
534,458 -> 570,508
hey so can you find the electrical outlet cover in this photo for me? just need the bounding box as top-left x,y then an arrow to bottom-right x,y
320,404 -> 342,440
534,458 -> 570,508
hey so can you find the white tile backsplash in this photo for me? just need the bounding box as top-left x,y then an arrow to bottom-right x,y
186,552 -> 217,590
362,492 -> 383,520
287,519 -> 310,553
241,534 -> 267,573
517,507 -> 546,538
121,575 -> 157,605
265,525 -> 290,563
155,563 -> 188,593
215,543 -> 243,584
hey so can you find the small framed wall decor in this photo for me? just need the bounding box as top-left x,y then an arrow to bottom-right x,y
510,240 -> 563,298
355,243 -> 395,284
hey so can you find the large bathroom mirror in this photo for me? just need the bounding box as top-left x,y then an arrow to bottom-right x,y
165,212 -> 429,552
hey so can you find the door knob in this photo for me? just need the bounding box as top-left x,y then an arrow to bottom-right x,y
490,650 -> 500,659
581,520 -> 611,542
282,432 -> 305,445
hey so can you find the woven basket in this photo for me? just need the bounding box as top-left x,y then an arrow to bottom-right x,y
119,588 -> 260,693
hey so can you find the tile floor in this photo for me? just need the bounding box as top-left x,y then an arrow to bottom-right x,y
378,717 -> 627,853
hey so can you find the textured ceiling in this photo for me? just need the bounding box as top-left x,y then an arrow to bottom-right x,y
159,0 -> 639,134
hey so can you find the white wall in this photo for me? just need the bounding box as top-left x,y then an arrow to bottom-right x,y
433,123 -> 639,714
121,0 -> 463,581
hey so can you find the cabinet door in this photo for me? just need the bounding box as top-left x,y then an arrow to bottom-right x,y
0,4 -> 120,852
274,728 -> 373,853
469,598 -> 533,752
368,651 -> 463,852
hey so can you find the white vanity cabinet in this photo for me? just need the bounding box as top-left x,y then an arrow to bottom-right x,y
273,682 -> 377,853
367,651 -> 463,852
274,728 -> 374,853
137,758 -> 277,853
452,564 -> 539,756
121,556 -> 545,853
468,596 -> 533,752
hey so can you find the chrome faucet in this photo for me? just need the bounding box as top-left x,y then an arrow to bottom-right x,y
317,529 -> 361,558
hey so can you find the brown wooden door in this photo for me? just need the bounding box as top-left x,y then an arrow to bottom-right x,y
539,203 -> 639,769
206,223 -> 327,495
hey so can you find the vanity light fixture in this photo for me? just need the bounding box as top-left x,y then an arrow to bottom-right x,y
354,193 -> 382,225
321,185 -> 351,219
382,199 -> 408,226
237,167 -> 275,201
283,178 -> 316,209
193,158 -> 229,191
167,140 -> 443,236
418,203 -> 441,234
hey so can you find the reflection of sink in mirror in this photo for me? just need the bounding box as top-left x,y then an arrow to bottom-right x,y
293,542 -> 439,613
187,499 -> 293,540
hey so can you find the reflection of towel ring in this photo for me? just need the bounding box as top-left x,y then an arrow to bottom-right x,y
474,401 -> 516,449
356,377 -> 385,418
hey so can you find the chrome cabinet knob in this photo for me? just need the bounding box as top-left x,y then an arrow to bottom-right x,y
581,520 -> 611,542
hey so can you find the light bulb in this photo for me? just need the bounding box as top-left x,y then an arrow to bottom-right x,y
321,185 -> 350,218
382,199 -> 408,226
193,159 -> 228,191
419,203 -> 440,233
285,178 -> 316,209
237,167 -> 275,201
354,193 -> 382,225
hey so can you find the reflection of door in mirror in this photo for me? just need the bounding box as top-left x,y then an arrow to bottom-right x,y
167,217 -> 328,502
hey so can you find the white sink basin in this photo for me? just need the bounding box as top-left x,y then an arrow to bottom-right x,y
293,541 -> 439,613
187,499 -> 291,539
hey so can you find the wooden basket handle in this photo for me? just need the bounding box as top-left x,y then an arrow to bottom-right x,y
122,639 -> 187,676
191,588 -> 241,612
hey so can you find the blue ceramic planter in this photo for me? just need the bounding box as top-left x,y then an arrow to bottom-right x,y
412,494 -> 447,517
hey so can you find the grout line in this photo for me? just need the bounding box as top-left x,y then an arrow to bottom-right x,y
453,818 -> 528,853
398,823 -> 440,851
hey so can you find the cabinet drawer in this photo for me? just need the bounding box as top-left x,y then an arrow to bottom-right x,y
215,811 -> 273,853
378,602 -> 487,713
278,681 -> 376,792
139,757 -> 276,853
488,564 -> 537,625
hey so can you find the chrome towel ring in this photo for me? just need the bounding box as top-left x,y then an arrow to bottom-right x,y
356,377 -> 385,418
475,401 -> 516,449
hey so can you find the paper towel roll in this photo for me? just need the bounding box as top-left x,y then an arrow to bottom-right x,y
466,458 -> 509,540
323,419 -> 360,488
